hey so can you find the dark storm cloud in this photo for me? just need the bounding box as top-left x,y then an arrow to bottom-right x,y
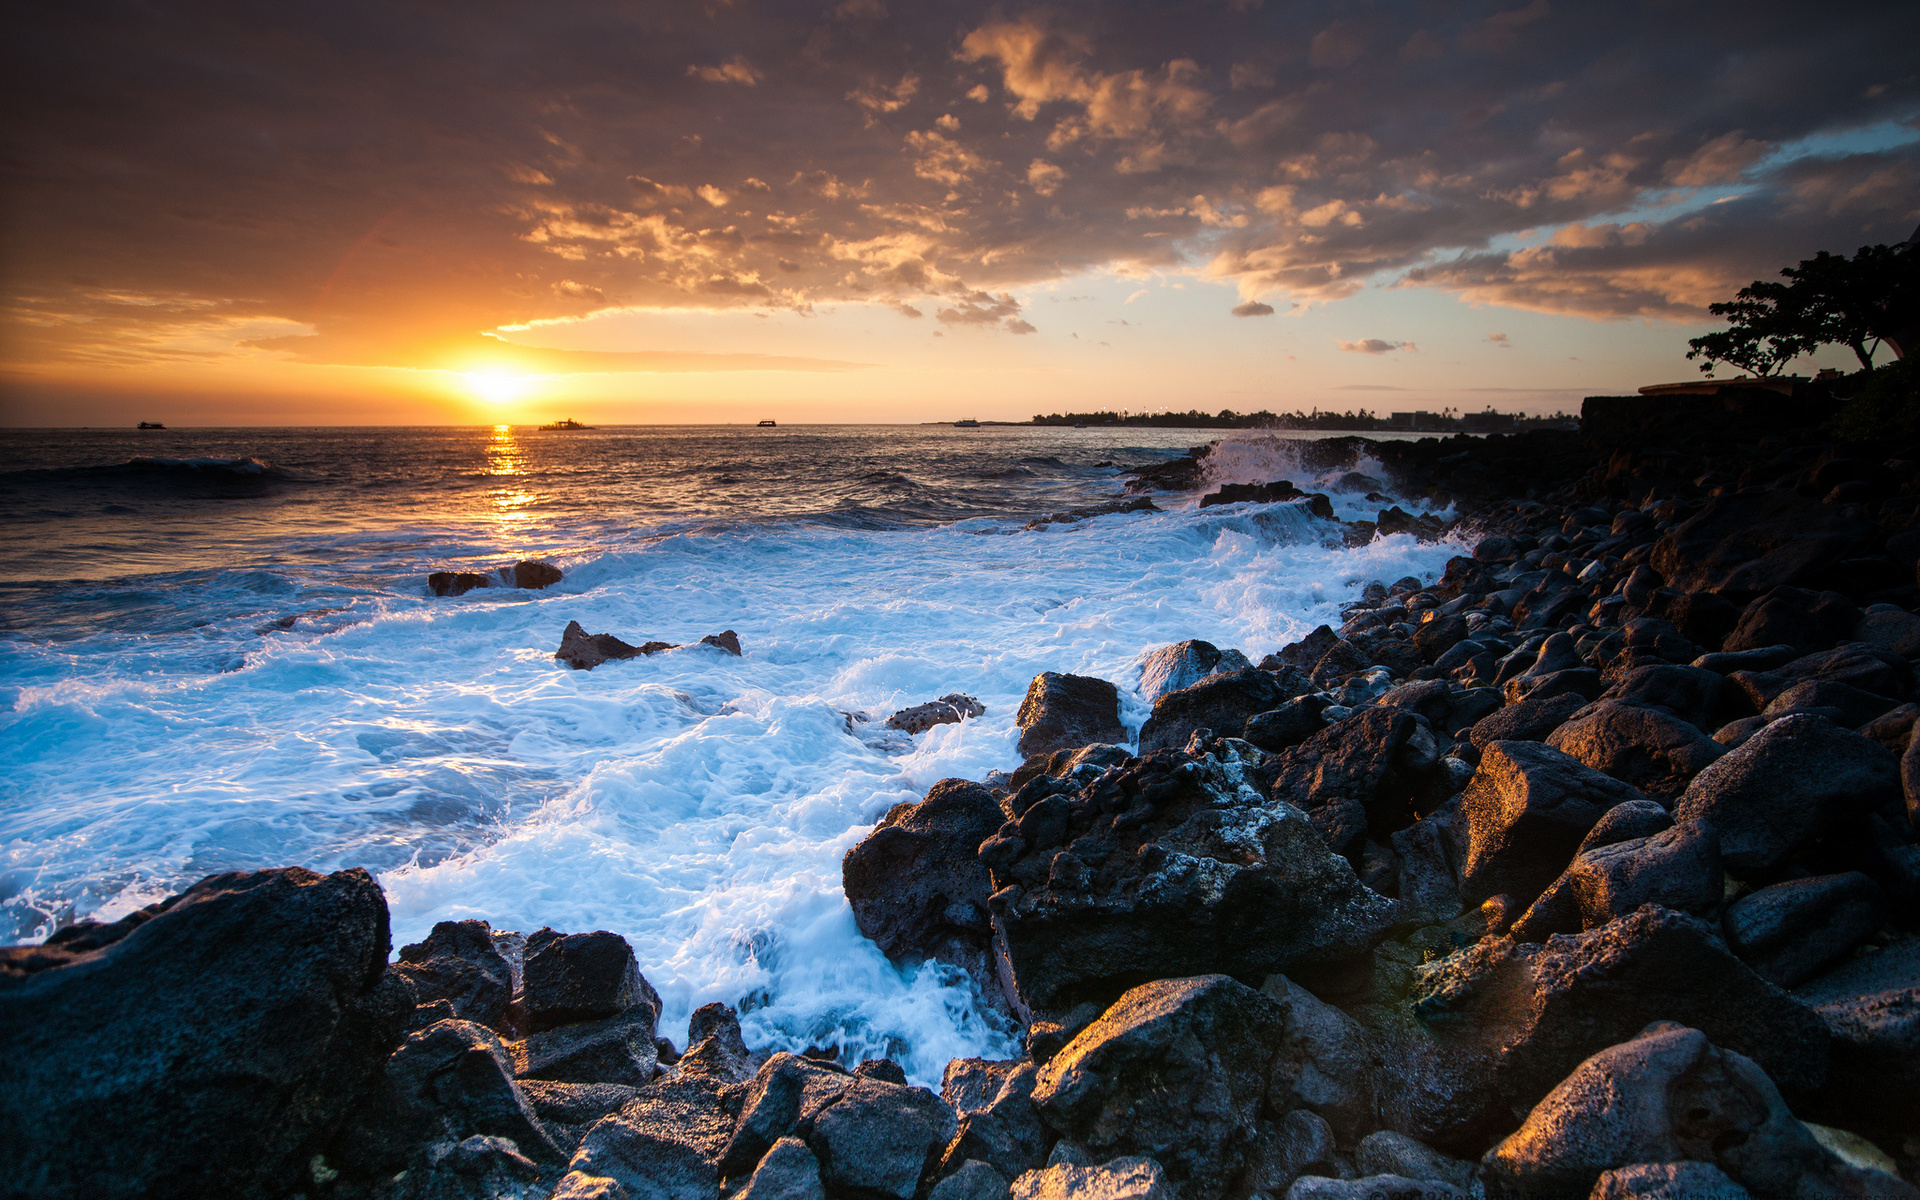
4,0 -> 1918,370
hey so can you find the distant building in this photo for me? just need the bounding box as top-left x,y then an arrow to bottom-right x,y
1459,410 -> 1516,432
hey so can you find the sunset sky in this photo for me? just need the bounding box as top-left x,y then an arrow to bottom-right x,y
4,0 -> 1917,426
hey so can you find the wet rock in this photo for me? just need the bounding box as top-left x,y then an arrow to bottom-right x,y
1723,873 -> 1886,989
1138,668 -> 1298,754
887,694 -> 987,734
735,1137 -> 826,1200
1310,640 -> 1374,688
1033,976 -> 1282,1200
0,867 -> 409,1199
1009,1157 -> 1175,1200
510,1006 -> 659,1089
555,622 -> 668,670
938,1060 -> 1051,1182
524,930 -> 658,1034
1508,821 -> 1721,942
1480,1022 -> 1856,1200
511,559 -> 564,590
1468,692 -> 1588,750
395,919 -> 516,1035
843,779 -> 1002,987
1673,714 -> 1899,874
1648,489 -> 1881,601
1723,586 -> 1861,656
430,571 -> 495,597
700,630 -> 743,656
1272,625 -> 1341,673
1017,673 -> 1126,759
1544,700 -> 1725,801
1270,706 -> 1442,856
1009,743 -> 1131,792
1457,740 -> 1649,907
1353,1131 -> 1477,1192
381,1019 -> 564,1166
1137,640 -> 1255,703
1244,696 -> 1332,751
1408,906 -> 1830,1136
987,749 -> 1395,1016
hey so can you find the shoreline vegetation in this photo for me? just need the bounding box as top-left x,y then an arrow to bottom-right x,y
7,380 -> 1920,1200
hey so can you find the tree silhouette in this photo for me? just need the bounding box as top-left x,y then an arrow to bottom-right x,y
1688,238 -> 1918,377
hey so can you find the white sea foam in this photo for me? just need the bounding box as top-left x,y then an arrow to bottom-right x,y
0,488 -> 1463,1085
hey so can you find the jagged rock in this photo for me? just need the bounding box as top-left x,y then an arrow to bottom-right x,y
555,622 -> 668,670
1674,714 -> 1899,874
1353,1132 -> 1477,1192
519,1080 -> 644,1134
1544,700 -> 1725,801
395,919 -> 515,1035
887,694 -> 987,734
1033,976 -> 1281,1200
510,1006 -> 659,1088
1311,640 -> 1374,688
1508,821 -> 1721,942
523,930 -> 658,1034
566,1110 -> 718,1200
1009,743 -> 1131,792
1405,906 -> 1829,1145
1138,668 -> 1298,754
1480,1022 -> 1869,1200
1724,873 -> 1886,989
1017,673 -> 1126,758
701,630 -> 743,656
617,1071 -> 744,1168
1137,640 -> 1255,703
430,570 -> 496,597
938,1060 -> 1051,1182
1009,1157 -> 1175,1200
380,1019 -> 564,1166
1267,706 -> 1440,856
984,748 -> 1394,1016
0,867 -> 409,1199
677,1003 -> 755,1082
512,559 -> 564,590
931,1160 -> 1010,1200
1271,625 -> 1342,673
1648,489 -> 1881,601
1588,1161 -> 1752,1199
808,1075 -> 958,1200
1723,586 -> 1861,655
400,1134 -> 543,1200
1259,974 -> 1379,1140
721,1053 -> 856,1179
735,1137 -> 826,1200
1468,692 -> 1589,750
1244,696 -> 1332,752
1457,740 -> 1649,907
843,779 -> 1002,988
1236,1110 -> 1342,1198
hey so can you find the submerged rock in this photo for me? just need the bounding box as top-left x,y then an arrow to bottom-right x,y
887,694 -> 987,734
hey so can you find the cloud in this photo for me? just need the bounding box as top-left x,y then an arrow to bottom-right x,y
1487,332 -> 1511,347
1230,301 -> 1275,316
1339,338 -> 1414,354
6,0 -> 1919,377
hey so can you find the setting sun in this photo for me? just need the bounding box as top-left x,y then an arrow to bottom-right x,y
463,369 -> 531,404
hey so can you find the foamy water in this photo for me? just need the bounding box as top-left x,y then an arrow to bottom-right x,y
0,425 -> 1462,1083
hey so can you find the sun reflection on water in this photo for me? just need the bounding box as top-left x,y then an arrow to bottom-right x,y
485,424 -> 536,530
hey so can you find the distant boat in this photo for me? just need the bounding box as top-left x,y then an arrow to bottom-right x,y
1073,423 -> 1085,428
952,418 -> 980,428
757,419 -> 777,427
137,421 -> 165,429
538,418 -> 593,431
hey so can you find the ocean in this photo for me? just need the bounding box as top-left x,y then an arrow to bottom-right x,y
0,422 -> 1465,1082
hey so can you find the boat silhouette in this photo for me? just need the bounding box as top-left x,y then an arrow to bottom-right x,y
538,418 -> 593,431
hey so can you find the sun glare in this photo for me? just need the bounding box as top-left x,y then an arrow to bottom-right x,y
464,370 -> 530,404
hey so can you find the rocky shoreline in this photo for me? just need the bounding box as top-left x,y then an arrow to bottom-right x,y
5,388 -> 1919,1200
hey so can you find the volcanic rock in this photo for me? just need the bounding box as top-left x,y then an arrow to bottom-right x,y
1544,700 -> 1725,801
887,694 -> 987,734
1723,586 -> 1861,656
1648,489 -> 1881,600
512,559 -> 565,590
938,1060 -> 1052,1182
429,571 -> 495,597
1457,740 -> 1649,907
1016,673 -> 1126,759
395,918 -> 516,1035
1267,706 -> 1440,856
843,779 -> 1003,991
1138,668 -> 1299,754
1723,873 -> 1886,989
1468,692 -> 1589,750
1508,821 -> 1722,942
1009,1157 -> 1175,1200
523,929 -> 659,1033
1137,640 -> 1256,703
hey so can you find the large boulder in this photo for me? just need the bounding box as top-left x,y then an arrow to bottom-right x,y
556,621 -> 672,670
0,867 -> 409,1199
1017,673 -> 1126,758
1480,1022 -> 1865,1200
1596,664 -> 1731,732
981,747 -> 1395,1017
1727,642 -> 1911,711
938,1060 -> 1052,1182
1544,700 -> 1725,802
1673,714 -> 1899,875
1815,986 -> 1920,1147
1467,692 -> 1589,750
1033,976 -> 1281,1200
1456,740 -> 1648,907
510,1005 -> 660,1088
394,919 -> 516,1035
843,780 -> 1004,992
1137,640 -> 1254,704
1648,489 -> 1881,601
1407,906 -> 1830,1141
1138,669 -> 1298,755
1723,587 -> 1861,656
721,1053 -> 856,1180
379,1018 -> 565,1166
1267,707 -> 1440,856
524,930 -> 659,1034
1723,873 -> 1886,989
1508,821 -> 1722,942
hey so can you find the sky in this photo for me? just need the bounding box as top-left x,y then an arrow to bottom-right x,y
3,0 -> 1917,426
